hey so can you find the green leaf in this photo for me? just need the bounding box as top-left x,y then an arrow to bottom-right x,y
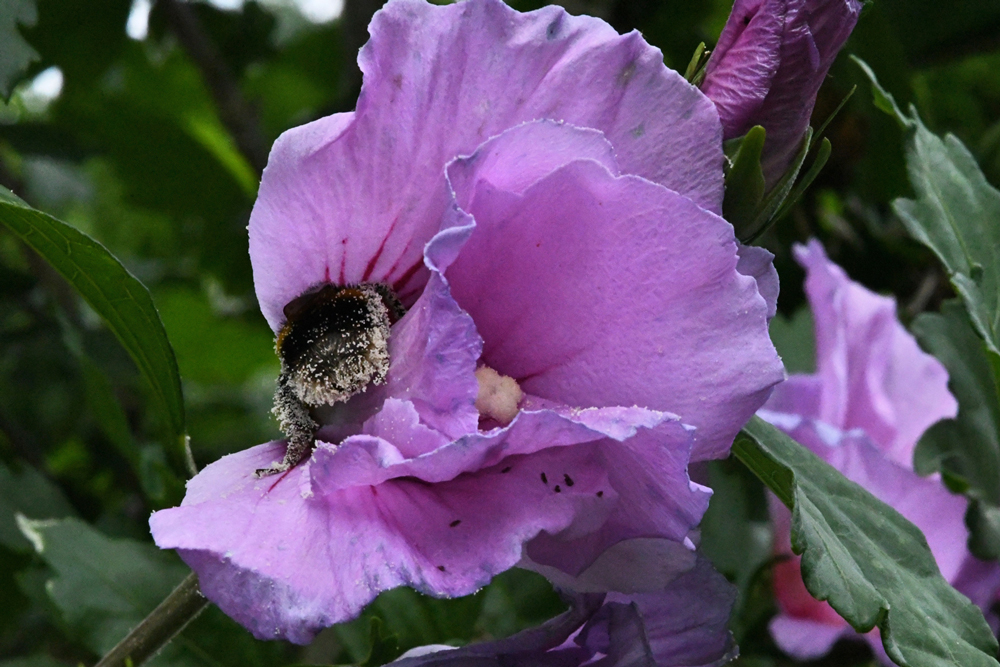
723,126 -> 767,241
16,517 -> 293,667
0,462 -> 74,553
683,41 -> 709,85
772,137 -> 832,222
0,657 -> 66,667
0,191 -> 186,456
362,617 -> 402,667
912,300 -> 1000,559
699,458 -> 774,644
0,0 -> 39,99
734,416 -> 1000,667
767,306 -> 816,375
859,59 -> 1000,378
16,516 -> 188,657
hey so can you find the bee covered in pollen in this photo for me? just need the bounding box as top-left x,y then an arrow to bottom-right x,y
256,282 -> 405,477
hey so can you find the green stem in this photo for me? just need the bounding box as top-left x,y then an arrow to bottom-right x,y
94,572 -> 208,667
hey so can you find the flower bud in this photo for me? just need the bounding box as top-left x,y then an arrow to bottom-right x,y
702,0 -> 862,187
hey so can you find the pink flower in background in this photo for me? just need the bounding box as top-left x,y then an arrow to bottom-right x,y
150,0 -> 783,644
702,0 -> 863,186
759,240 -> 1000,663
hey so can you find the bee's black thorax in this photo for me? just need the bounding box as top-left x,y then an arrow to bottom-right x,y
257,282 -> 404,477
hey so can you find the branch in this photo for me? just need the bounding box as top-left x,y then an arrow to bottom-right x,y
157,0 -> 269,175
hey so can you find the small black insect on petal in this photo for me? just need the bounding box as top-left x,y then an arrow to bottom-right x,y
437,565 -> 446,572
563,474 -> 574,487
596,491 -> 604,498
554,485 -> 561,493
501,466 -> 512,473
541,472 -> 548,484
449,519 -> 461,527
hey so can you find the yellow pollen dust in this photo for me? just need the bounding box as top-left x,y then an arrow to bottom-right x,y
475,366 -> 523,426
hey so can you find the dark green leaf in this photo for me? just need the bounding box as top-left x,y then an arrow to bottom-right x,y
16,516 -> 188,657
363,617 -> 402,667
912,300 -> 1000,559
767,306 -> 816,374
0,657 -> 66,667
772,137 -> 832,222
0,0 -> 39,98
734,415 -> 1000,667
16,517 -> 293,667
723,126 -> 767,241
0,461 -> 74,553
0,192 -> 186,455
699,458 -> 774,644
859,59 -> 1000,377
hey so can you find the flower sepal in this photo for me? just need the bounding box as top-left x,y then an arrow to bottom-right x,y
724,125 -> 831,243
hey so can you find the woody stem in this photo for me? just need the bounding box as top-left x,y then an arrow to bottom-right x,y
94,572 -> 208,667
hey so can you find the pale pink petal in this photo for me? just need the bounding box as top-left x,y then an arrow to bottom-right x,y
769,614 -> 851,661
795,240 -> 957,467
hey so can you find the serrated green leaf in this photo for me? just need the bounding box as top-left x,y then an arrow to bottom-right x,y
734,416 -> 1000,667
0,191 -> 186,457
0,0 -> 39,99
859,59 -> 1000,378
912,300 -> 1000,559
0,462 -> 74,553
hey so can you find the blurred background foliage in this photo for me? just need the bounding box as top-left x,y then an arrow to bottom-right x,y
0,0 -> 997,665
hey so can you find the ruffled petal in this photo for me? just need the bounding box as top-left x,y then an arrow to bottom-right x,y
523,537 -> 697,594
612,557 -> 737,667
248,0 -> 723,329
526,429 -> 710,576
384,270 -> 482,440
795,240 -> 957,467
737,243 -> 780,319
441,127 -> 782,460
315,404 -> 673,489
151,440 -> 612,644
150,401 -> 696,643
391,557 -> 736,667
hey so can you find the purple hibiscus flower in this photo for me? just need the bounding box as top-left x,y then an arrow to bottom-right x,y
759,240 -> 1000,663
150,0 -> 783,644
702,0 -> 863,186
389,556 -> 737,667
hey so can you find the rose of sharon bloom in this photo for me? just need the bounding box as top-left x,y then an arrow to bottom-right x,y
389,557 -> 737,667
759,240 -> 1000,663
150,0 -> 783,644
702,0 -> 863,187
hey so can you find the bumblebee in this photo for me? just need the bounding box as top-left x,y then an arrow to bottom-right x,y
256,282 -> 405,477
